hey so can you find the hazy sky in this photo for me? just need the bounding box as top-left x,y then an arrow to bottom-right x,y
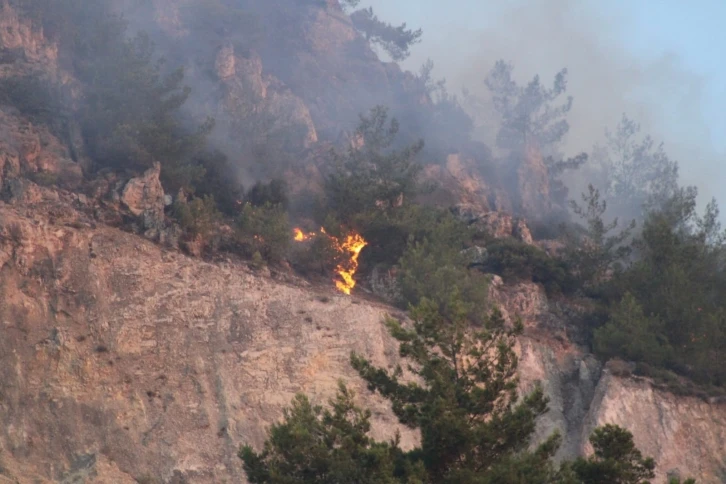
365,0 -> 726,215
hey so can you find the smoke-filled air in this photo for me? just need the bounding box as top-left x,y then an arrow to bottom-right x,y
0,0 -> 724,482
367,0 -> 726,221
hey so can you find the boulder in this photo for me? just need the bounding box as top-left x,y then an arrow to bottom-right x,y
119,162 -> 180,246
121,162 -> 165,221
452,203 -> 535,245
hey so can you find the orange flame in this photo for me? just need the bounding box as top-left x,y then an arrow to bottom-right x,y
333,231 -> 367,295
292,227 -> 368,295
294,228 -> 315,242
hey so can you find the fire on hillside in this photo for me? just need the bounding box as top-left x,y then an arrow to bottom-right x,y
293,227 -> 367,295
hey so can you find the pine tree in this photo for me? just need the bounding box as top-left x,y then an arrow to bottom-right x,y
566,184 -> 635,289
324,106 -> 424,224
351,291 -> 555,483
240,294 -> 687,483
592,114 -> 680,220
567,424 -> 656,484
348,7 -> 422,62
483,60 -> 572,153
239,382 -> 420,483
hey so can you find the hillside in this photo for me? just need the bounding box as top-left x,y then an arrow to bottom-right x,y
0,176 -> 724,483
0,1 -> 724,483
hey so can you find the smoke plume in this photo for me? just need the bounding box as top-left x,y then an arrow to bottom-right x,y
367,0 -> 724,219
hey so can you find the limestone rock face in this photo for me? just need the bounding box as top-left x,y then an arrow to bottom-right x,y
233,51 -> 268,100
513,218 -> 534,244
421,154 -> 502,212
583,373 -> 726,483
0,2 -> 84,192
0,110 -> 83,190
0,2 -> 58,67
116,0 -> 419,143
517,338 -> 603,461
204,46 -> 318,180
0,196 -> 414,483
0,196 -> 724,482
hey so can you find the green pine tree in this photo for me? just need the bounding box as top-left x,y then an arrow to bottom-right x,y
351,291 -> 555,483
239,382 -> 423,483
324,106 -> 424,225
567,424 -> 656,484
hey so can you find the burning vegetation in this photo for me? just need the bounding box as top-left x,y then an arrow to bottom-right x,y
293,227 -> 367,295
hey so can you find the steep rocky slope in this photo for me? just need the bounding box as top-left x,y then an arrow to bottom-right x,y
0,181 -> 413,483
0,177 -> 724,483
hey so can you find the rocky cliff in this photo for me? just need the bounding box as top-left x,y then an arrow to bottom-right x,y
0,177 -> 724,483
0,180 -> 413,483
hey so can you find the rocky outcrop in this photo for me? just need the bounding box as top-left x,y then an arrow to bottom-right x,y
120,163 -> 165,219
0,2 -> 58,69
583,372 -> 726,483
205,45 -> 318,181
249,0 -> 403,139
452,203 -> 534,244
117,0 -> 421,143
218,47 -> 317,147
421,153 -> 506,212
118,161 -> 181,246
517,337 -> 602,461
0,110 -> 83,191
420,154 -> 537,243
0,2 -> 85,192
491,278 -> 726,482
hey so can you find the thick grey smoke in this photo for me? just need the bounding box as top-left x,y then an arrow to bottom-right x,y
112,0 -> 722,221
367,0 -> 724,219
